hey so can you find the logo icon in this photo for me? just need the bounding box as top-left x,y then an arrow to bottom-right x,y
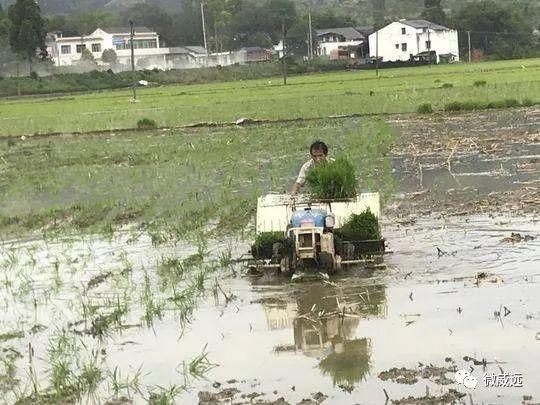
454,369 -> 478,389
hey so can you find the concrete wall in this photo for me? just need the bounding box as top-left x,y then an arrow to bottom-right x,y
317,40 -> 363,57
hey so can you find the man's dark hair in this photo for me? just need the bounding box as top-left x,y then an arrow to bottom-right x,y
310,140 -> 328,155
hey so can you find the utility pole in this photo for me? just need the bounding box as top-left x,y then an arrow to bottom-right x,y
129,20 -> 137,102
282,20 -> 287,86
467,30 -> 471,63
427,28 -> 431,64
201,2 -> 208,53
375,30 -> 379,77
308,7 -> 313,59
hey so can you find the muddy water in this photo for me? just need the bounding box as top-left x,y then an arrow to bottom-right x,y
101,215 -> 538,404
0,218 -> 538,404
1,117 -> 539,403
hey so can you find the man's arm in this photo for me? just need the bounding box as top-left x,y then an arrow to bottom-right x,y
291,160 -> 311,195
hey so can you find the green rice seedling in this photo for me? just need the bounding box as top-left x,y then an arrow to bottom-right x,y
158,257 -> 185,288
473,80 -> 487,87
306,156 -> 357,199
183,253 -> 204,268
0,348 -> 20,397
417,103 -> 433,114
107,365 -> 144,400
184,344 -> 217,381
0,331 -> 25,342
89,297 -> 128,338
27,343 -> 39,399
218,249 -> 232,268
136,118 -> 157,130
46,331 -> 78,400
142,270 -> 164,327
339,210 -> 381,241
148,384 -> 185,405
250,232 -> 288,259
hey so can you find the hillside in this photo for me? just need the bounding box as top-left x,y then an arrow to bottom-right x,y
1,0 -> 538,27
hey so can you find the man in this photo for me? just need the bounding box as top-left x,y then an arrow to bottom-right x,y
291,140 -> 329,195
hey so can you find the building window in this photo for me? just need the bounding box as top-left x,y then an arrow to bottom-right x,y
423,27 -> 428,33
61,45 -> 71,54
91,43 -> 101,52
401,27 -> 406,35
401,43 -> 407,51
425,40 -> 431,50
395,44 -> 399,49
114,38 -> 158,50
76,44 -> 86,53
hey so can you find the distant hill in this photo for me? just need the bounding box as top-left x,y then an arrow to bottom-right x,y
1,0 -> 537,28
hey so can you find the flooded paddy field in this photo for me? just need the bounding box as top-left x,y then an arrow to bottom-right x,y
0,107 -> 538,404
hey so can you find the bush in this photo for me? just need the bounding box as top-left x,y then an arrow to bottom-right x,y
251,232 -> 288,259
137,118 -> 157,130
338,210 -> 381,241
306,156 -> 357,199
417,103 -> 433,114
503,98 -> 519,108
444,101 -> 483,111
441,83 -> 453,88
473,80 -> 487,87
29,71 -> 38,80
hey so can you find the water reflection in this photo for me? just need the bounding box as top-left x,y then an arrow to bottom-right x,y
252,278 -> 386,386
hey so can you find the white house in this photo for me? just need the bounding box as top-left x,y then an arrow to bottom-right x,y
368,20 -> 459,63
46,26 -> 162,67
316,27 -> 365,59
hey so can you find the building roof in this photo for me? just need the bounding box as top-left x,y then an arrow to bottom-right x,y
355,26 -> 375,37
99,26 -> 154,35
316,27 -> 364,41
400,19 -> 450,31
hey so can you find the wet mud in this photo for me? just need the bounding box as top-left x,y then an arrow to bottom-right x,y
1,108 -> 539,404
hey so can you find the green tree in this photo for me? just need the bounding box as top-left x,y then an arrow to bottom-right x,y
310,9 -> 357,29
123,3 -> 175,46
101,48 -> 117,64
372,0 -> 386,30
206,0 -> 241,52
8,0 -> 47,63
80,46 -> 95,63
451,0 -> 536,59
421,0 -> 446,25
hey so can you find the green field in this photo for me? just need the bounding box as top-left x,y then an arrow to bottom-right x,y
1,58 -> 539,137
0,118 -> 394,238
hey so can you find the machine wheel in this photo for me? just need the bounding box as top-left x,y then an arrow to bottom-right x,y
318,252 -> 335,272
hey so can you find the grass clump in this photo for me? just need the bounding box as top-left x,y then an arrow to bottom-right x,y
473,80 -> 487,87
444,101 -> 482,111
522,98 -> 534,106
338,210 -> 381,241
417,103 -> 433,114
137,118 -> 157,130
441,83 -> 453,88
306,156 -> 357,199
251,232 -> 287,259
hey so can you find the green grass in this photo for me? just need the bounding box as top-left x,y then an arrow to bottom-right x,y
0,118 -> 394,238
0,58 -> 539,137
